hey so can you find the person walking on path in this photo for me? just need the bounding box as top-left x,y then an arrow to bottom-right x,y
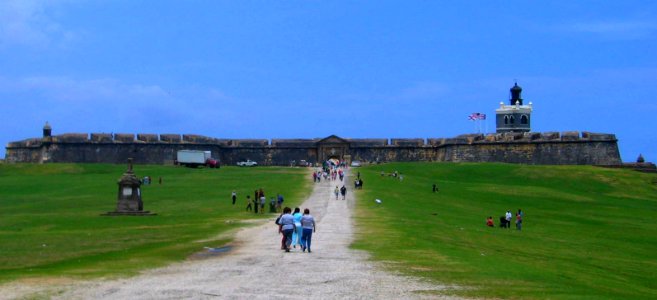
334,186 -> 339,200
278,207 -> 296,252
291,207 -> 303,248
340,185 -> 347,200
231,190 -> 237,205
300,208 -> 316,253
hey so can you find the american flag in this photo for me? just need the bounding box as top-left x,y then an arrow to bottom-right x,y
468,113 -> 486,121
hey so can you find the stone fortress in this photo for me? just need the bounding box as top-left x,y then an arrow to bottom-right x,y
5,83 -> 622,166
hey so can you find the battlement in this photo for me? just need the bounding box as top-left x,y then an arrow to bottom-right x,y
5,130 -> 621,166
7,131 -> 617,149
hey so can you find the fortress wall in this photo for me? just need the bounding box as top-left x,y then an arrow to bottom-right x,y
5,131 -> 622,166
4,145 -> 42,163
160,134 -> 182,143
55,133 -> 88,143
440,140 -> 621,165
137,134 -> 158,142
91,133 -> 113,142
232,139 -> 269,147
271,139 -> 318,148
34,143 -> 222,164
269,147 -> 318,165
183,134 -> 221,144
113,134 -> 135,143
390,138 -> 425,146
349,146 -> 435,163
218,147 -> 319,166
347,139 -> 388,147
218,147 -> 271,165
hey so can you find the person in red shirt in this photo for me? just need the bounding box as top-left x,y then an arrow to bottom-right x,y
486,216 -> 494,227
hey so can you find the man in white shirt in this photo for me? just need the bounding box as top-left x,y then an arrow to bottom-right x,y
505,211 -> 513,229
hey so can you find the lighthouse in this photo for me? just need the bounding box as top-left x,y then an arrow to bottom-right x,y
496,82 -> 533,133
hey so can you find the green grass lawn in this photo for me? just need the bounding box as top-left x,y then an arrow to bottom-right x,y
352,163 -> 657,299
0,163 -> 310,282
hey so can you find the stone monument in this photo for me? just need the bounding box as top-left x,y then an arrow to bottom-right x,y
103,158 -> 156,216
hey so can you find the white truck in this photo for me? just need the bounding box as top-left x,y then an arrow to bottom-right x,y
176,150 -> 219,168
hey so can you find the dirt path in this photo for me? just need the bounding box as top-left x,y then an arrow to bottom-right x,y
5,171 -> 458,299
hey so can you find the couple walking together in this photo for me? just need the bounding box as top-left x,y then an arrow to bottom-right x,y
278,207 -> 316,253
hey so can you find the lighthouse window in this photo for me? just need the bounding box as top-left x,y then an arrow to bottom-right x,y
521,115 -> 528,124
504,116 -> 509,124
510,116 -> 515,124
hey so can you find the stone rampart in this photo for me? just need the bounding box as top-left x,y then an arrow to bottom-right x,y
5,131 -> 622,166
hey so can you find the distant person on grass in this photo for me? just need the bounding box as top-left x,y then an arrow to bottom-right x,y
486,216 -> 494,227
246,196 -> 252,212
277,194 -> 284,211
278,207 -> 296,252
292,207 -> 303,248
260,196 -> 266,213
516,212 -> 523,230
231,190 -> 237,205
269,197 -> 276,213
505,210 -> 512,229
300,208 -> 316,253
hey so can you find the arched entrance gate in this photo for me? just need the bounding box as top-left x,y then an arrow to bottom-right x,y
316,135 -> 351,166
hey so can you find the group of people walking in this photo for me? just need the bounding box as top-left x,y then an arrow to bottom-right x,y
277,207 -> 316,253
486,209 -> 523,230
312,168 -> 345,183
240,188 -> 285,213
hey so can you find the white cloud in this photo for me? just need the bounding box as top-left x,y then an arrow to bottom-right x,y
556,19 -> 657,39
0,75 -> 240,135
0,0 -> 75,47
397,82 -> 449,100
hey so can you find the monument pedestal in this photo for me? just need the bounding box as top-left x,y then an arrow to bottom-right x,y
102,158 -> 157,216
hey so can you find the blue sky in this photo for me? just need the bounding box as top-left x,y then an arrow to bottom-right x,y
1,1 -> 656,162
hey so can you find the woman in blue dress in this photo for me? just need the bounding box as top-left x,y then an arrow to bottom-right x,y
291,207 -> 303,248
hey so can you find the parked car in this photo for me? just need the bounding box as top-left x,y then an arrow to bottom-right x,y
237,159 -> 258,167
350,160 -> 362,167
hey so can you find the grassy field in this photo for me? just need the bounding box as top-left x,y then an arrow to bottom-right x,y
352,163 -> 657,299
0,163 -> 310,282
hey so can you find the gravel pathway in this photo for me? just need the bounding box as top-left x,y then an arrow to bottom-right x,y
4,171 -> 459,299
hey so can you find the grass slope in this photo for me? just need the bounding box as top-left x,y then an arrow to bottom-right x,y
352,163 -> 657,299
0,163 -> 309,282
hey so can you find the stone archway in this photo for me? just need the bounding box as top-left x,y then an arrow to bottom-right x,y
316,135 -> 350,164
